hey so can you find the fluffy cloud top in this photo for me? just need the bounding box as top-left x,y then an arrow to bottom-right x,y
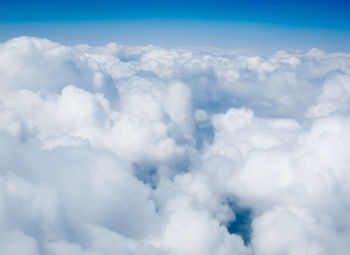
1,36 -> 350,255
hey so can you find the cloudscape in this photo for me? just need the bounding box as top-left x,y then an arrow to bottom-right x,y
1,1 -> 350,255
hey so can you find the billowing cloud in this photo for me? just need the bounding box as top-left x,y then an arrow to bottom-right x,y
1,36 -> 350,254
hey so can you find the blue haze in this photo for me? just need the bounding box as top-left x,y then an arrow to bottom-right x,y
0,0 -> 349,50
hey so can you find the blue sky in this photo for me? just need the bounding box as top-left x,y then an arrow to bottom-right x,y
1,0 -> 350,50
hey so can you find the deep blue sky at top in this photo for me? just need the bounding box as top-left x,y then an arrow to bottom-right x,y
1,0 -> 350,50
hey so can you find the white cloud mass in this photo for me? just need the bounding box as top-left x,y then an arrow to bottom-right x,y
1,36 -> 350,254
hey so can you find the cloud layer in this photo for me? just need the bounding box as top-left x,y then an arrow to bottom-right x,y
1,37 -> 350,254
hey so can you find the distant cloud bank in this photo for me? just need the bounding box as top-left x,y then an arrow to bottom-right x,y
1,37 -> 350,254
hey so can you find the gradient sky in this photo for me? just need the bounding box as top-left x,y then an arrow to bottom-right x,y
1,0 -> 350,50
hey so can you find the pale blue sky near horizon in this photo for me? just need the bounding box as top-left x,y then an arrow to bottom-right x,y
1,0 -> 349,51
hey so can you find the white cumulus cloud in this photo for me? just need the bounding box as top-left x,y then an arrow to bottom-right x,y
1,36 -> 350,254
